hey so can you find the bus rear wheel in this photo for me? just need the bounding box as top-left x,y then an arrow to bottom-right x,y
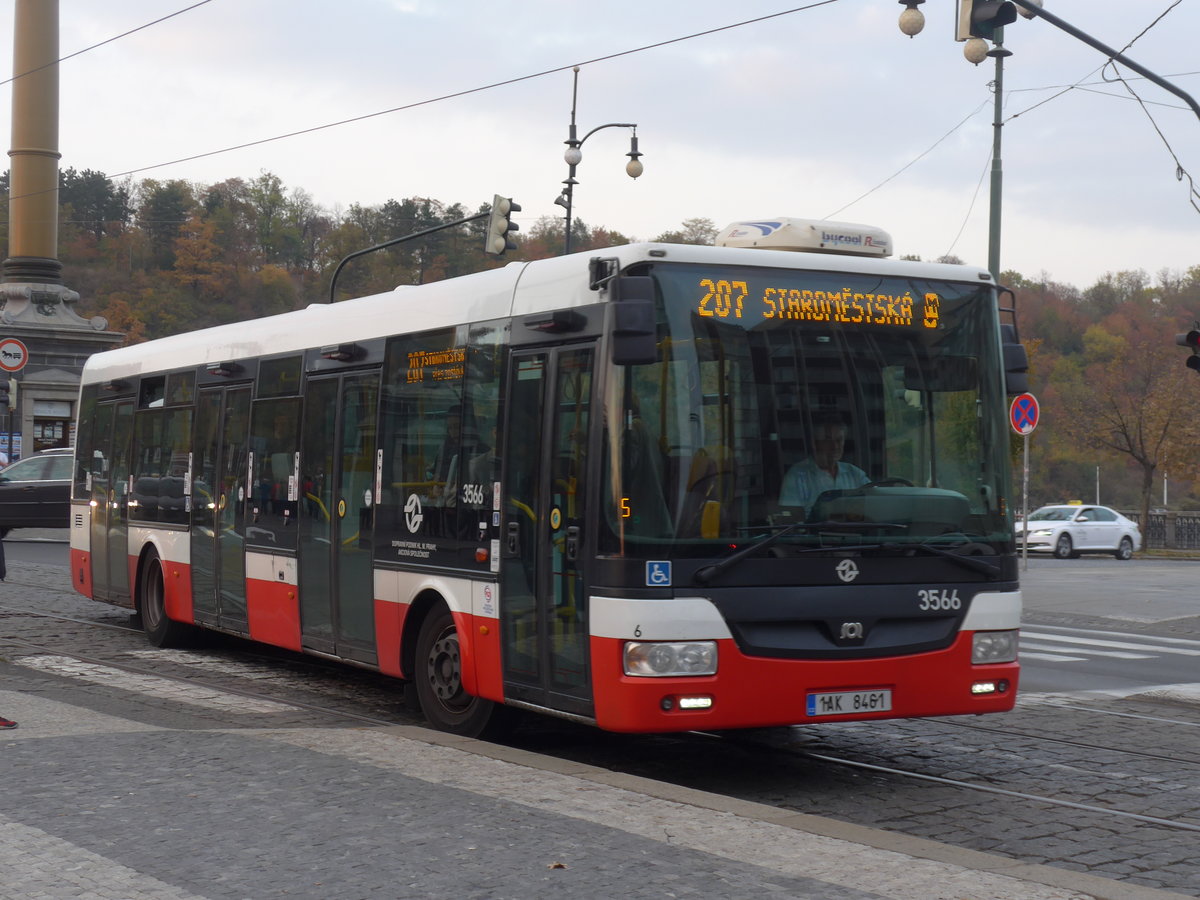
414,606 -> 508,739
139,549 -> 193,648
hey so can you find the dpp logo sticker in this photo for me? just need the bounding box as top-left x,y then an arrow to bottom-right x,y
405,493 -> 424,533
836,559 -> 859,583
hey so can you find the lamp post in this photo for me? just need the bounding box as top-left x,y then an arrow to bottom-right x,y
897,0 -> 1035,281
555,66 -> 643,255
985,38 -> 1011,282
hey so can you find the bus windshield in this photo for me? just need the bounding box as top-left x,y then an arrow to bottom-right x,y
600,261 -> 1013,560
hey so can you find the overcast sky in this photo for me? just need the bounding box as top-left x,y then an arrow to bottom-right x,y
3,0 -> 1198,289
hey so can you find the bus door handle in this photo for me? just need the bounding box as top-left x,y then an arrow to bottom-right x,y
505,521 -> 520,556
565,525 -> 581,561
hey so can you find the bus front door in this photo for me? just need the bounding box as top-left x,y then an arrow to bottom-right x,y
501,345 -> 595,717
190,386 -> 251,632
298,373 -> 379,665
88,400 -> 132,605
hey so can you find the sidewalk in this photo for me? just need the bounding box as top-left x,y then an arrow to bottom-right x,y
0,687 -> 1188,900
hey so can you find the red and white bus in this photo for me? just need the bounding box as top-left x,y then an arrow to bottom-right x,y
71,218 -> 1024,736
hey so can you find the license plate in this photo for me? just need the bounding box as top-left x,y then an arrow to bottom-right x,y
806,689 -> 892,716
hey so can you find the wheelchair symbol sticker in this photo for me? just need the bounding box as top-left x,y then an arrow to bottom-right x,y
646,561 -> 672,586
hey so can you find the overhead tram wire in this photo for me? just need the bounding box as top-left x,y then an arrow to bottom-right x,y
1110,74 -> 1200,214
828,1 -> 1191,252
823,100 -> 990,221
0,0 -> 216,88
943,147 -> 993,261
1003,0 -> 1183,124
103,0 -> 844,181
1000,0 -> 1198,216
1,0 -> 844,205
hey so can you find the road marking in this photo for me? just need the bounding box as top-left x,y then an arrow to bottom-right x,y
1019,640 -> 1153,660
17,655 -> 300,714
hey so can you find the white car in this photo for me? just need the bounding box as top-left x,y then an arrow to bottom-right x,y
1018,504 -> 1141,560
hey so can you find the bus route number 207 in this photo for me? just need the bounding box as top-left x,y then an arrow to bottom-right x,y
917,588 -> 961,611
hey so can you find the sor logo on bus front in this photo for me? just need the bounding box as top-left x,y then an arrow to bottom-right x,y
405,493 -> 424,533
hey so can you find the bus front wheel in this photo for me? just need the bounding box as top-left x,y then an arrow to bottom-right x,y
414,606 -> 509,739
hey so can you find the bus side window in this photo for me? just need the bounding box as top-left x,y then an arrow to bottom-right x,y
247,397 -> 301,549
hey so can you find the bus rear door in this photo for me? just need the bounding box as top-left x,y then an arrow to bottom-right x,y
190,386 -> 251,633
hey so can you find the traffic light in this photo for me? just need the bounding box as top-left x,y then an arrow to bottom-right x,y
1176,328 -> 1200,373
0,380 -> 8,410
484,195 -> 521,256
956,0 -> 1017,42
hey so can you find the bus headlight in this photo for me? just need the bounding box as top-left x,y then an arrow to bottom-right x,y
972,630 -> 1018,664
624,641 -> 717,677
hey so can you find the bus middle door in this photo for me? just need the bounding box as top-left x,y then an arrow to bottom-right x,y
500,344 -> 595,717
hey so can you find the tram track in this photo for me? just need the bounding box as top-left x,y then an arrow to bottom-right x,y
925,708 -> 1200,767
6,602 -> 1200,848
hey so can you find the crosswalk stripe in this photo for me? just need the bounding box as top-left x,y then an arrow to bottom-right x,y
1019,651 -> 1087,662
1021,630 -> 1200,657
1025,624 -> 1200,648
16,655 -> 300,714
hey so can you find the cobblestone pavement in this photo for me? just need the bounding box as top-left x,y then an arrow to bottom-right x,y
2,552 -> 1197,900
0,683 -> 1180,900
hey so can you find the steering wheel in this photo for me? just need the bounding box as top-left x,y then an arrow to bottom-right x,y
863,477 -> 913,488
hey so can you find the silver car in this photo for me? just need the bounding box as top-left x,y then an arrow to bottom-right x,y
1018,504 -> 1141,560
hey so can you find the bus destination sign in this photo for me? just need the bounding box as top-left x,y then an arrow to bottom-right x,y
695,278 -> 941,330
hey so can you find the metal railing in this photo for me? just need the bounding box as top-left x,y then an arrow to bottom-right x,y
1122,511 -> 1200,550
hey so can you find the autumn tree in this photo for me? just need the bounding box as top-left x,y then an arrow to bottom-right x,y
1055,314 -> 1200,528
171,212 -> 234,303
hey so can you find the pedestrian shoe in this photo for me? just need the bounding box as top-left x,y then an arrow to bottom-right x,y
0,717 -> 17,729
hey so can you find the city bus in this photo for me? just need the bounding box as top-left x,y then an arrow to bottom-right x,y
70,218 -> 1025,737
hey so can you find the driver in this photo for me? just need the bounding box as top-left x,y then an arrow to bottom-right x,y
779,411 -> 868,510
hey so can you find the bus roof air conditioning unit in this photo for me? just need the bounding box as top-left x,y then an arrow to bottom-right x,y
715,218 -> 892,257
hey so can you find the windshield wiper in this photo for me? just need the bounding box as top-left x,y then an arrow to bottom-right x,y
882,541 -> 1001,580
693,521 -> 902,585
693,522 -> 804,585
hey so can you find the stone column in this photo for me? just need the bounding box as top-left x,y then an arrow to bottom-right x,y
0,0 -> 123,459
3,0 -> 63,284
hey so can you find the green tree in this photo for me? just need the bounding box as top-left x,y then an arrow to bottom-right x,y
654,216 -> 717,245
136,179 -> 195,270
60,167 -> 132,240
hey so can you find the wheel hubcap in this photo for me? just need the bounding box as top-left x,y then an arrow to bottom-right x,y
427,628 -> 464,707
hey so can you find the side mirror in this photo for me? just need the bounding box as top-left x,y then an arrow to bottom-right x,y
1000,323 -> 1029,395
610,275 -> 657,366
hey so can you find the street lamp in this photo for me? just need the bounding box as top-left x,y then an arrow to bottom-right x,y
555,66 -> 643,255
897,1 -> 925,38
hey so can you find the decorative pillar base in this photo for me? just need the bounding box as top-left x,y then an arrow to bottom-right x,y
1,256 -> 64,284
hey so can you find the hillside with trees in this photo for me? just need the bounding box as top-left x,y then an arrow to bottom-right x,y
2,168 -> 1199,515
